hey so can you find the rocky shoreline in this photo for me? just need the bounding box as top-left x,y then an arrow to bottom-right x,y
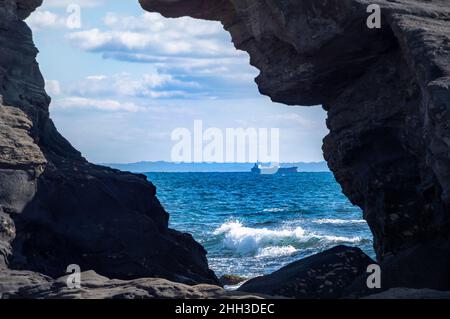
1,0 -> 450,299
1,246 -> 449,299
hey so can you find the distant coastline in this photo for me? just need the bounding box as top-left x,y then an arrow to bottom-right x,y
102,161 -> 330,173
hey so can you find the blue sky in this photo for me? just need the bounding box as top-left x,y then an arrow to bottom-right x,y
26,0 -> 328,163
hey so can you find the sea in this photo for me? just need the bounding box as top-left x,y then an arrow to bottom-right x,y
145,172 -> 374,279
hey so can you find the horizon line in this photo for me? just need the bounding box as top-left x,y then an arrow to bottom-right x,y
99,160 -> 327,165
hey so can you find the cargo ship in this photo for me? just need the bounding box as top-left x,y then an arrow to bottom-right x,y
251,163 -> 298,175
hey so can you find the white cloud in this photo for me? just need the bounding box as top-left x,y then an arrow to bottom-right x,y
67,28 -> 234,56
43,0 -> 105,8
53,97 -> 146,112
67,73 -> 199,99
67,28 -> 113,50
45,80 -> 61,96
146,90 -> 187,98
67,12 -> 242,58
101,53 -> 256,81
270,113 -> 317,128
64,11 -> 257,88
102,12 -> 223,36
86,75 -> 107,81
26,10 -> 66,30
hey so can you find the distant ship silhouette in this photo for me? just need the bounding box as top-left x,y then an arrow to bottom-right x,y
251,163 -> 298,175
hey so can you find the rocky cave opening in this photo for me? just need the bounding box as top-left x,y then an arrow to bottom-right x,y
21,2 -> 339,282
1,0 -> 449,298
4,0 -> 334,283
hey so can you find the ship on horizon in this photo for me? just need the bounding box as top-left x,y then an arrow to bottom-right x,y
251,163 -> 298,175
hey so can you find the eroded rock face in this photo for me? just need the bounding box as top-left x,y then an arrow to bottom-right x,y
238,246 -> 375,299
140,0 -> 450,289
0,0 -> 219,286
1,270 -> 264,299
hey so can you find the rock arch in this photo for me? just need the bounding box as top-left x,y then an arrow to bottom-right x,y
140,0 -> 450,289
0,0 -> 449,296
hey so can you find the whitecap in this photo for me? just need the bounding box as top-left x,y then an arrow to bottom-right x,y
315,234 -> 363,243
313,218 -> 366,224
256,246 -> 298,258
263,208 -> 286,213
213,221 -> 306,255
213,221 -> 363,256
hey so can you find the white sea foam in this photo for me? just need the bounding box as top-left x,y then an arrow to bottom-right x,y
313,218 -> 366,224
263,208 -> 286,213
315,234 -> 362,243
256,246 -> 298,258
213,221 -> 362,255
213,221 -> 306,255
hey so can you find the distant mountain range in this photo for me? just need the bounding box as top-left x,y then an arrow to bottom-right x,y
102,161 -> 330,173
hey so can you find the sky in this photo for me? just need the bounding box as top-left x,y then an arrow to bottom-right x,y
26,0 -> 328,164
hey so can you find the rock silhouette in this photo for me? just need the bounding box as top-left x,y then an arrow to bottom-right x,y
1,0 -> 450,298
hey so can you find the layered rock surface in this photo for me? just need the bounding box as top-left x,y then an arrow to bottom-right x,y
239,246 -> 375,299
141,0 -> 450,291
0,270 -> 264,299
0,0 -> 219,291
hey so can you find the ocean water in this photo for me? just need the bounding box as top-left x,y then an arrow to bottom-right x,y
145,172 -> 374,279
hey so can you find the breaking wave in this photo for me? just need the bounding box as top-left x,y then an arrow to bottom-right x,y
213,221 -> 363,256
313,218 -> 367,224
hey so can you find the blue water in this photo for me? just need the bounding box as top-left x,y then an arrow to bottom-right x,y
145,172 -> 374,279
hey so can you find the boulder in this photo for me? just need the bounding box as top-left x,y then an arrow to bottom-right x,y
238,246 -> 375,298
2,270 -> 264,299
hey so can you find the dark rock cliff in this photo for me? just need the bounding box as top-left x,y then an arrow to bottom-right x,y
0,0 -> 219,286
140,0 -> 450,290
1,0 -> 450,298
